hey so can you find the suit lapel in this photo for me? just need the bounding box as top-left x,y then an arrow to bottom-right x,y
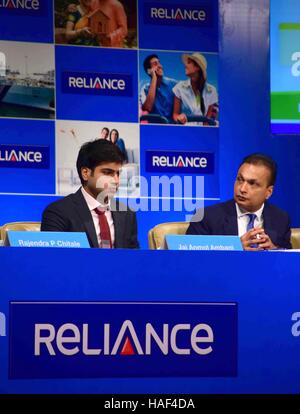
223,200 -> 238,235
262,203 -> 276,243
111,199 -> 126,248
72,190 -> 98,248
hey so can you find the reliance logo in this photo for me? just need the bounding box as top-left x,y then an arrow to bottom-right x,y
62,72 -> 133,97
146,150 -> 214,174
0,0 -> 45,15
9,302 -> 237,378
35,319 -> 214,357
0,144 -> 49,169
144,3 -> 212,27
0,0 -> 39,9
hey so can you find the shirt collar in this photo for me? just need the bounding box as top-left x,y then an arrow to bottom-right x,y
159,76 -> 168,86
81,187 -> 110,212
235,202 -> 264,220
182,78 -> 208,90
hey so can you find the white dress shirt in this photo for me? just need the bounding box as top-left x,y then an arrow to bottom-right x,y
81,187 -> 115,247
235,203 -> 264,237
172,79 -> 218,125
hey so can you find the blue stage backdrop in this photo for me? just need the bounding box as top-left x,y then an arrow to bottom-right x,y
0,0 -> 220,248
0,0 -> 300,248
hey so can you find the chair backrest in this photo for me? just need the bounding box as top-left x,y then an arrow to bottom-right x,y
0,221 -> 41,242
148,222 -> 189,249
291,228 -> 300,249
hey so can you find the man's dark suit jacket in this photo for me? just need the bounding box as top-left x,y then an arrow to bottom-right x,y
186,199 -> 291,249
41,189 -> 139,249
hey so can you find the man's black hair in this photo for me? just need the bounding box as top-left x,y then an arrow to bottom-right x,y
241,153 -> 277,186
143,54 -> 159,74
76,139 -> 124,185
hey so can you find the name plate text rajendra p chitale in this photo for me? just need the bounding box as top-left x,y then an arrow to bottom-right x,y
6,231 -> 90,248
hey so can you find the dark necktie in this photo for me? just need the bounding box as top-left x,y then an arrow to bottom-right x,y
246,213 -> 257,248
246,213 -> 257,232
200,96 -> 205,115
94,208 -> 112,248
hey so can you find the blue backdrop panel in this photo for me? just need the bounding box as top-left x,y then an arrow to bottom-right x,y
0,0 -> 53,43
1,248 -> 300,393
55,46 -> 138,122
138,0 -> 218,52
0,194 -> 60,225
140,124 -> 219,198
0,118 -> 55,194
1,0 -> 300,247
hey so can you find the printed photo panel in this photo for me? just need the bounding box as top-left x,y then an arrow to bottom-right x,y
55,0 -> 137,49
0,41 -> 55,120
56,119 -> 140,197
139,49 -> 218,126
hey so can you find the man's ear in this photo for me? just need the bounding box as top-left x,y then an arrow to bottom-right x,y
81,167 -> 90,182
266,185 -> 274,199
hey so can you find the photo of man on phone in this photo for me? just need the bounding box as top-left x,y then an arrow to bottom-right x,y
139,54 -> 177,123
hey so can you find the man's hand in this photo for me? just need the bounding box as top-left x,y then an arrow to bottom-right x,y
206,103 -> 218,119
174,113 -> 187,124
141,68 -> 158,112
240,227 -> 277,251
203,103 -> 219,125
147,67 -> 157,80
77,27 -> 94,38
254,231 -> 277,250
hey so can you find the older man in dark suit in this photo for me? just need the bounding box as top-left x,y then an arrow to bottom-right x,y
186,154 -> 291,250
41,139 -> 139,249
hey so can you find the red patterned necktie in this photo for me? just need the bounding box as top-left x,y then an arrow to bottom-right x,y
94,208 -> 112,248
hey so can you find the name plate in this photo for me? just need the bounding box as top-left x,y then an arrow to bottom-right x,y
165,235 -> 243,251
6,231 -> 90,248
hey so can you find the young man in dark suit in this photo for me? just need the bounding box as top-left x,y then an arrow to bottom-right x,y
186,154 -> 291,250
41,139 -> 139,249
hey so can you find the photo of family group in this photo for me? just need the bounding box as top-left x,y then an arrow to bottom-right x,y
56,120 -> 140,197
54,0 -> 137,49
139,50 -> 219,127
